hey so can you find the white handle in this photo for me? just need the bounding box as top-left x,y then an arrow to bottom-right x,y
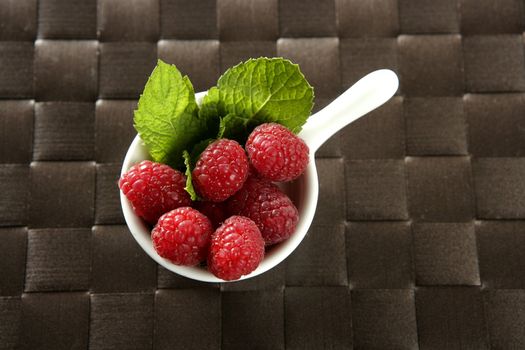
299,69 -> 399,153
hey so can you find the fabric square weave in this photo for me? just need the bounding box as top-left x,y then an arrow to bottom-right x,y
38,0 -> 96,39
34,40 -> 97,101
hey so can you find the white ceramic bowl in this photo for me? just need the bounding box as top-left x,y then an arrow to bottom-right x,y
120,92 -> 318,283
120,70 -> 399,283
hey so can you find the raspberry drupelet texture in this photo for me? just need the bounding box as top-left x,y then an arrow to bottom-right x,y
208,216 -> 265,281
195,201 -> 229,229
119,160 -> 192,225
246,123 -> 309,182
151,207 -> 213,266
192,139 -> 249,202
227,176 -> 299,245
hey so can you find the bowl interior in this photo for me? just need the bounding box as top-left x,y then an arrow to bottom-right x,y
120,92 -> 319,283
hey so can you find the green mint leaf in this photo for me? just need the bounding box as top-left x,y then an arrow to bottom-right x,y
217,58 -> 314,136
217,118 -> 226,139
219,114 -> 250,142
134,59 -> 208,169
189,138 -> 214,166
196,86 -> 221,139
198,86 -> 222,120
183,150 -> 199,201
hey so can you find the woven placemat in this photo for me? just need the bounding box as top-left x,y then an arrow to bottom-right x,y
1,0 -> 525,349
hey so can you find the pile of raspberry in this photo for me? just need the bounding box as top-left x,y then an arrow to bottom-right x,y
119,123 -> 309,281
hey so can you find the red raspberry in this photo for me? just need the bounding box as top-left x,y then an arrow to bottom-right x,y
119,160 -> 192,225
195,201 -> 228,229
192,139 -> 249,202
246,123 -> 309,182
151,207 -> 213,266
208,216 -> 264,281
227,176 -> 299,245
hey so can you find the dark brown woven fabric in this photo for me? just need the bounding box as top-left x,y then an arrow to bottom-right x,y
1,0 -> 525,349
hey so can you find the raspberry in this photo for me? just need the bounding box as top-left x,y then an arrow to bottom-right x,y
208,216 -> 265,281
246,123 -> 309,182
151,207 -> 213,266
119,160 -> 192,225
192,139 -> 249,202
195,201 -> 228,229
227,176 -> 299,245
